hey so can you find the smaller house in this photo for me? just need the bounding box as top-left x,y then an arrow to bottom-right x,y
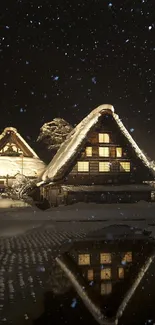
0,127 -> 46,190
36,104 -> 155,207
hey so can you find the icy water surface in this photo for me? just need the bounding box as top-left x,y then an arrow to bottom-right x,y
0,225 -> 155,325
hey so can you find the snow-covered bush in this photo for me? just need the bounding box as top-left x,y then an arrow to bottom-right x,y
7,174 -> 35,200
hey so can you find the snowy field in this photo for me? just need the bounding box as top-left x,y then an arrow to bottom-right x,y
0,199 -> 155,221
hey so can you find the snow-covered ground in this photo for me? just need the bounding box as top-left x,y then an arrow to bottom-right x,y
0,200 -> 155,221
0,200 -> 155,238
0,198 -> 30,209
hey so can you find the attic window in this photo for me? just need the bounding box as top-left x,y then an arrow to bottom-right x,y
78,161 -> 89,172
78,254 -> 90,265
116,147 -> 122,157
120,162 -> 130,172
99,147 -> 109,157
101,282 -> 112,295
99,162 -> 110,172
99,133 -> 110,143
85,147 -> 92,157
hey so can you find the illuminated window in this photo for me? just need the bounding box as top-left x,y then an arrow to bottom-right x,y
78,254 -> 90,265
101,268 -> 111,280
122,252 -> 132,263
116,147 -> 122,157
85,147 -> 92,157
100,253 -> 111,264
99,147 -> 109,157
88,269 -> 94,281
99,162 -> 110,172
101,282 -> 112,295
99,133 -> 110,143
118,267 -> 124,279
120,162 -> 130,172
78,161 -> 89,172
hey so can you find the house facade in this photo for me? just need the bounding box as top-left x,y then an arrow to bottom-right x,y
0,127 -> 46,190
36,104 -> 155,207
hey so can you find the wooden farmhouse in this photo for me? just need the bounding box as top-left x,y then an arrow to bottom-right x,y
56,226 -> 155,324
36,104 -> 155,207
0,127 -> 46,190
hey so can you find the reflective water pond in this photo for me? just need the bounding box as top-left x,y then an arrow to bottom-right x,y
1,225 -> 155,325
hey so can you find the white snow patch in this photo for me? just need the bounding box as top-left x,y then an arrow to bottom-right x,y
0,199 -> 30,209
0,156 -> 45,177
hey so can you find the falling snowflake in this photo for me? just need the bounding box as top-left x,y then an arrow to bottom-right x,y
71,298 -> 77,308
91,77 -> 97,84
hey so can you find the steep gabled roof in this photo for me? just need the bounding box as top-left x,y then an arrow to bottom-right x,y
0,127 -> 39,158
41,104 -> 155,183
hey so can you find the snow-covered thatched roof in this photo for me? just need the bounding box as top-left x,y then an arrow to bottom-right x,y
0,127 -> 38,158
0,127 -> 46,178
41,104 -> 155,183
0,156 -> 46,177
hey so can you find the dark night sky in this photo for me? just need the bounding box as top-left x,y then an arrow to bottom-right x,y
0,0 -> 155,159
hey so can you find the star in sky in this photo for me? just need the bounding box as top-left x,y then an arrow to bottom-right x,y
0,0 -> 155,159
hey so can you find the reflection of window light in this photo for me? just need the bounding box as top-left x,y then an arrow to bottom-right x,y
101,282 -> 112,295
78,254 -> 90,265
100,253 -> 111,264
99,162 -> 110,172
122,252 -> 132,263
87,269 -> 94,281
120,162 -> 130,172
116,147 -> 122,157
101,268 -> 111,280
77,161 -> 89,172
118,267 -> 124,279
99,147 -> 109,157
85,147 -> 92,157
99,133 -> 110,143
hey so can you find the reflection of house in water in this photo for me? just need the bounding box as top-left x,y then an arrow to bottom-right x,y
56,226 -> 155,324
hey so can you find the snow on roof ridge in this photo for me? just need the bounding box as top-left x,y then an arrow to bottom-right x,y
41,104 -> 154,182
16,132 -> 39,158
0,127 -> 39,158
4,127 -> 17,133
